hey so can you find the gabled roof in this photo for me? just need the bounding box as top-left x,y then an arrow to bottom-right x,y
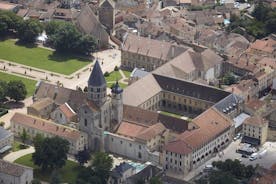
0,160 -> 32,177
75,5 -> 108,40
99,0 -> 115,8
88,60 -> 106,86
11,113 -> 82,140
58,103 -> 76,119
29,97 -> 54,111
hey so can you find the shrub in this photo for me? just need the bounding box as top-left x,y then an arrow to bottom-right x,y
104,72 -> 110,77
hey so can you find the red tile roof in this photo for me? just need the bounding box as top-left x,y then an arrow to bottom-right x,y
11,113 -> 82,140
58,103 -> 76,120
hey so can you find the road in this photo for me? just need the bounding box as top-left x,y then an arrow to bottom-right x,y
3,146 -> 35,162
185,140 -> 276,182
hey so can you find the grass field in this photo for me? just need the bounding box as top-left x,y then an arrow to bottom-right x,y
122,70 -> 131,78
0,40 -> 90,75
15,154 -> 80,183
105,71 -> 122,82
0,71 -> 37,97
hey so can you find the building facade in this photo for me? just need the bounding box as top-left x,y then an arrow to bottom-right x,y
10,113 -> 88,154
0,159 -> 33,184
243,116 -> 268,145
121,34 -> 188,72
79,61 -> 123,151
0,127 -> 13,154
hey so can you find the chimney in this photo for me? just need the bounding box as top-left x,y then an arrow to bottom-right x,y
56,126 -> 59,131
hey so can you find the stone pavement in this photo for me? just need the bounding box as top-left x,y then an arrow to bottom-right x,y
3,146 -> 35,162
0,97 -> 33,129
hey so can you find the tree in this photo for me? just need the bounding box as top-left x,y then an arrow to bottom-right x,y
252,2 -> 271,22
6,80 -> 27,101
222,73 -> 236,85
75,147 -> 91,166
91,152 -> 113,184
50,169 -> 61,184
0,81 -> 7,100
18,19 -> 43,43
32,136 -> 69,170
209,171 -> 239,184
45,21 -> 63,36
76,34 -> 97,55
48,22 -> 81,52
20,128 -> 29,145
47,22 -> 97,55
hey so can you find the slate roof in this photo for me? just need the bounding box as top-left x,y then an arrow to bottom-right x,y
126,165 -> 162,183
111,162 -> 134,178
88,60 -> 106,86
0,159 -> 32,177
124,73 -> 230,106
130,68 -> 149,79
214,94 -> 242,114
0,127 -> 12,140
153,74 -> 230,103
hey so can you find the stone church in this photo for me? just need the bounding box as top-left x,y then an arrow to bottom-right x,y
32,60 -> 123,151
79,60 -> 123,151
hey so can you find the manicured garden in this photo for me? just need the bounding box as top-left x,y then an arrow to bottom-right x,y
104,70 -> 122,82
0,71 -> 37,97
0,40 -> 90,75
15,154 -> 80,183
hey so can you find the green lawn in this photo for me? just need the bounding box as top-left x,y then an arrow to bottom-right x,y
0,71 -> 37,97
15,154 -> 80,183
105,71 -> 122,82
12,141 -> 29,151
122,70 -> 131,78
0,40 -> 90,75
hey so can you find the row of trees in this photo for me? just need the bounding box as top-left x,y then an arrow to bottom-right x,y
0,10 -> 97,55
0,80 -> 27,101
0,10 -> 43,43
196,159 -> 256,184
45,21 -> 97,56
227,2 -> 276,38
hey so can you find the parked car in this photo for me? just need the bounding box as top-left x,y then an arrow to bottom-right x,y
242,154 -> 248,158
249,153 -> 258,161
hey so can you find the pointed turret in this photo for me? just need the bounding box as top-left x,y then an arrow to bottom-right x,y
87,60 -> 107,106
88,60 -> 106,86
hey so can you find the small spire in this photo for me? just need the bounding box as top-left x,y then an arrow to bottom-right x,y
111,80 -> 123,94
